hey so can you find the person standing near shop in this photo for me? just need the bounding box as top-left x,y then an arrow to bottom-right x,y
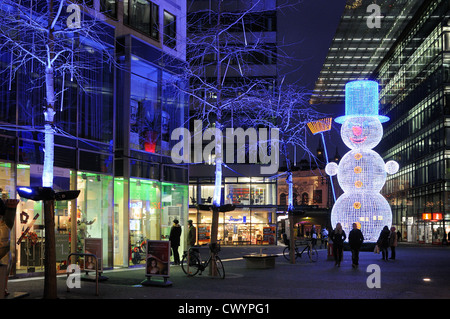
169,219 -> 182,265
348,223 -> 364,268
389,226 -> 398,260
331,223 -> 346,267
187,220 -> 196,247
320,227 -> 328,249
0,199 -> 19,297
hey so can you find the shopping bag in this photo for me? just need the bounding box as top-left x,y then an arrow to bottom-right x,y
374,245 -> 380,254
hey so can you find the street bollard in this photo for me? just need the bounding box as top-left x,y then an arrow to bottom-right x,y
327,243 -> 334,260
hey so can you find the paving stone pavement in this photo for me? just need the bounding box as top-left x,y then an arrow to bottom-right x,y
6,243 -> 450,312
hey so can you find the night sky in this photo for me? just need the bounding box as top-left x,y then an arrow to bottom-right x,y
278,0 -> 348,164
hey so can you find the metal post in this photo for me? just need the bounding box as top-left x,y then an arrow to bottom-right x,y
321,133 -> 336,202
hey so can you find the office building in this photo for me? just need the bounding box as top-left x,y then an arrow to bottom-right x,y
313,0 -> 450,243
0,0 -> 188,276
186,0 -> 279,245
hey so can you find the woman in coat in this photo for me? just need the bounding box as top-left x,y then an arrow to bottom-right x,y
377,226 -> 390,261
389,226 -> 398,260
331,223 -> 346,267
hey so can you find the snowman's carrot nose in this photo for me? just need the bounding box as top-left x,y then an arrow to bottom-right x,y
352,126 -> 363,136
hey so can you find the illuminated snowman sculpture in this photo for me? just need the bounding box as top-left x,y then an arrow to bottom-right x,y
326,80 -> 399,242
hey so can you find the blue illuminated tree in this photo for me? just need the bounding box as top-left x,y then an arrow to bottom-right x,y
172,0 -> 301,251
0,0 -> 115,188
235,82 -> 324,263
0,0 -> 115,299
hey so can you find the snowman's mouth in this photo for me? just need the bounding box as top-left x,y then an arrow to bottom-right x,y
350,136 -> 367,144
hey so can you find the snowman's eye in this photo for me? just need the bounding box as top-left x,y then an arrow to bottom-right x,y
362,122 -> 368,130
348,121 -> 359,129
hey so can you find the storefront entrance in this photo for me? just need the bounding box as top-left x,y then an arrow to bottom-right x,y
417,220 -> 448,244
188,207 -> 277,246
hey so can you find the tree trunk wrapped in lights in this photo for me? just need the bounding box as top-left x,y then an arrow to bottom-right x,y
235,83 -> 325,263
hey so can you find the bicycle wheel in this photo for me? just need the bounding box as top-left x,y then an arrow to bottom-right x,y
131,252 -> 141,265
181,253 -> 201,276
283,246 -> 299,261
308,246 -> 318,262
214,256 -> 225,279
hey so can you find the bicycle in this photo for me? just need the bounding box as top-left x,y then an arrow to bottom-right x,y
131,238 -> 147,265
283,240 -> 318,262
181,243 -> 225,279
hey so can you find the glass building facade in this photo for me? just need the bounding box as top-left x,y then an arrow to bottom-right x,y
313,0 -> 450,244
376,0 -> 450,244
311,0 -> 423,104
186,1 -> 279,246
0,0 -> 188,277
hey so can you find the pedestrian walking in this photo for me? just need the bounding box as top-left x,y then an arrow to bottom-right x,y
348,223 -> 364,268
377,225 -> 390,261
320,226 -> 328,249
169,219 -> 182,265
389,226 -> 398,260
187,219 -> 197,247
331,223 -> 346,267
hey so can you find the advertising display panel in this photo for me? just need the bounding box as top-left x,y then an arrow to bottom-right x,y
85,238 -> 103,272
145,240 -> 170,277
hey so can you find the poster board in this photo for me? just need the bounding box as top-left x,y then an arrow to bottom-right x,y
198,226 -> 210,245
263,227 -> 276,245
145,240 -> 170,278
55,233 -> 70,262
84,238 -> 103,272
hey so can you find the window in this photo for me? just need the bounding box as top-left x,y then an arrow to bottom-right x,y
125,0 -> 159,40
279,193 -> 287,206
129,58 -> 159,153
100,0 -> 118,19
161,71 -> 188,156
163,11 -> 176,48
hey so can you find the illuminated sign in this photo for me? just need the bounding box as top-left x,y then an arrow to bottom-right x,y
228,216 -> 247,223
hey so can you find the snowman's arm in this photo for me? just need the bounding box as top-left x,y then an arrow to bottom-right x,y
325,162 -> 338,176
385,160 -> 399,175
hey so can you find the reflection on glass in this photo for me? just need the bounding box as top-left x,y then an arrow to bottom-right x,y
77,172 -> 113,268
129,179 -> 161,247
130,59 -> 159,153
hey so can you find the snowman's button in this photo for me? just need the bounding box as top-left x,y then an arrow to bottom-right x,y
354,153 -> 362,160
355,181 -> 363,188
354,166 -> 362,174
353,202 -> 361,209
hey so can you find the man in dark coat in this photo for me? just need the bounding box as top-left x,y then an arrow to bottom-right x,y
187,220 -> 196,247
348,223 -> 364,268
169,219 -> 182,265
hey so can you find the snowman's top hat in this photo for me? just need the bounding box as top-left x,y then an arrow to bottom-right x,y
335,80 -> 390,124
